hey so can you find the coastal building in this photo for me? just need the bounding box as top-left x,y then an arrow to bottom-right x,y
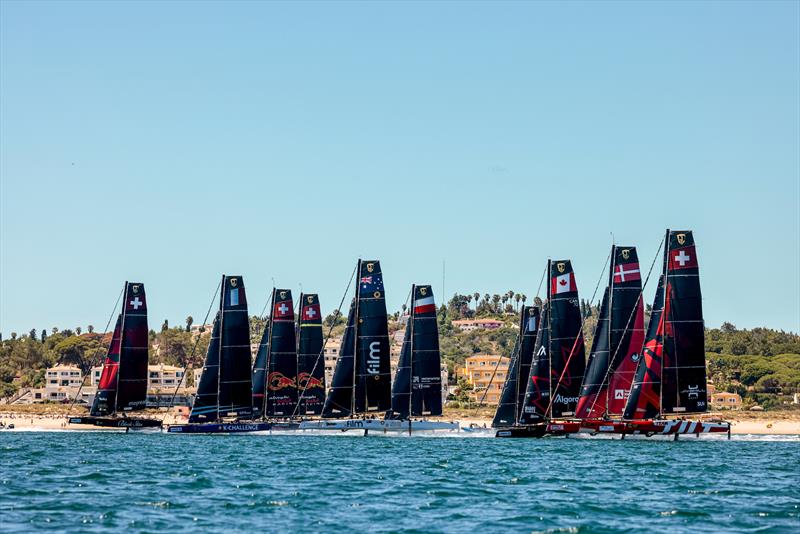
451,319 -> 504,332
323,337 -> 342,386
710,392 -> 743,410
459,354 -> 509,405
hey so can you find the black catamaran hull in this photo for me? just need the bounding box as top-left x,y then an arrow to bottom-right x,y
166,421 -> 299,434
494,424 -> 548,438
68,416 -> 162,429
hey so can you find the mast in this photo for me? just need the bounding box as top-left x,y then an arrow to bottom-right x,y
352,259 -> 361,416
408,284 -> 416,418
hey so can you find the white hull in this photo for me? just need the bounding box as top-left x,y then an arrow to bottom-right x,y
298,418 -> 459,433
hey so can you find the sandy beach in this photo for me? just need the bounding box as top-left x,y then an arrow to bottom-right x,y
1,408 -> 798,435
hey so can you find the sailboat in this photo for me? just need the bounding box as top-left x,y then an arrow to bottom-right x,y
491,305 -> 539,433
251,288 -> 301,421
168,275 -> 272,433
498,260 -> 586,437
385,285 -> 458,433
576,231 -> 730,438
300,259 -> 399,434
69,282 -> 161,429
296,293 -> 326,416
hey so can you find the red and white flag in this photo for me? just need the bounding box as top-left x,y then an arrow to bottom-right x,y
551,273 -> 575,294
302,304 -> 320,321
274,300 -> 293,318
613,262 -> 641,283
414,295 -> 436,314
668,245 -> 698,271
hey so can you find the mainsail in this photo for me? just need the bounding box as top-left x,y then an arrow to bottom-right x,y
623,230 -> 708,418
492,306 -> 539,427
519,260 -> 586,423
296,293 -> 325,415
265,289 -> 298,416
323,259 -> 392,417
190,275 -> 253,422
389,285 -> 443,419
576,246 -> 645,418
91,282 -> 149,416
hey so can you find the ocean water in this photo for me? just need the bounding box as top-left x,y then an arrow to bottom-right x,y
1,432 -> 798,533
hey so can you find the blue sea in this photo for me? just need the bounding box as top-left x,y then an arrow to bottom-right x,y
1,432 -> 798,533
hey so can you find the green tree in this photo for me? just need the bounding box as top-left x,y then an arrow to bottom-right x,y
87,325 -> 94,334
186,316 -> 194,332
75,326 -> 82,336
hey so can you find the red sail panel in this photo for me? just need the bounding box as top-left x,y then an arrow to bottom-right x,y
90,315 -> 122,416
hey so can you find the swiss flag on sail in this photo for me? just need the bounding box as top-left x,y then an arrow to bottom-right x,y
302,304 -> 320,321
668,245 -> 698,271
274,301 -> 293,318
551,273 -> 575,294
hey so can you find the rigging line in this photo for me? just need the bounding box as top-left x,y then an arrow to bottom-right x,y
289,261 -> 358,418
163,278 -> 222,419
535,262 -> 547,300
544,248 -> 612,419
585,236 -> 665,418
66,286 -> 125,414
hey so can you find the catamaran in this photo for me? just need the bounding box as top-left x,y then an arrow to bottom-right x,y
569,231 -> 730,439
384,285 -> 459,433
167,275 -> 277,433
497,260 -> 587,437
492,305 -> 539,436
69,282 -> 161,429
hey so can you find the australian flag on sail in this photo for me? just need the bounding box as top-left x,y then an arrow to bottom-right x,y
360,274 -> 384,293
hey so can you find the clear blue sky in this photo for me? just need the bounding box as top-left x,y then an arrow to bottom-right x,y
1,1 -> 798,335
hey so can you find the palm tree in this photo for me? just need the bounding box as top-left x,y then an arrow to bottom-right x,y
75,326 -> 82,335
521,294 -> 527,307
87,325 -> 94,334
515,293 -> 521,311
491,294 -> 501,313
186,316 -> 194,332
473,292 -> 480,310
466,295 -> 472,310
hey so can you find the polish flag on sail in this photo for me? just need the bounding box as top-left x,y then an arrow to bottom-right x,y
414,295 -> 436,314
551,273 -> 575,294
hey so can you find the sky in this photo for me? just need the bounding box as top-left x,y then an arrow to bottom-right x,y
1,1 -> 798,335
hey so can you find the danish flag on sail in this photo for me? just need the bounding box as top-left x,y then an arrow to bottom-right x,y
613,262 -> 641,283
414,295 -> 436,314
551,273 -> 576,294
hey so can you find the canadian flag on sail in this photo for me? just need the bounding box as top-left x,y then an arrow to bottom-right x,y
551,273 -> 575,294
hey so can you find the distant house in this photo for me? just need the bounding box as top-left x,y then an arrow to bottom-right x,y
710,392 -> 742,410
452,319 -> 504,332
458,354 -> 509,405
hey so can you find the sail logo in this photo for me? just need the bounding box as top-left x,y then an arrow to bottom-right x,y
553,394 -> 579,405
614,389 -> 627,400
687,385 -> 700,400
368,341 -> 381,374
268,372 -> 296,390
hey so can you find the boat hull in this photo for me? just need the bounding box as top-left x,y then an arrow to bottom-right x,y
166,421 -> 299,434
299,419 -> 459,433
68,416 -> 162,429
556,418 -> 731,438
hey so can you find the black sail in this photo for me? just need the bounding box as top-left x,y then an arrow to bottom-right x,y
218,275 -> 253,419
390,285 -> 442,419
519,302 -> 551,424
191,275 -> 252,422
265,289 -> 298,417
353,260 -> 392,413
492,306 -> 539,427
297,293 -> 325,415
189,313 -> 221,422
322,299 -> 357,417
115,282 -> 149,412
660,230 -> 708,414
576,246 -> 645,418
547,260 -> 586,417
623,275 -> 665,419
